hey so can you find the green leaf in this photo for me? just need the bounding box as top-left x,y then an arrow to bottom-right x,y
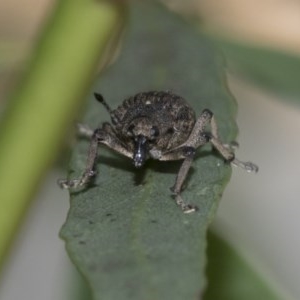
61,2 -> 237,299
72,231 -> 281,300
204,230 -> 281,300
213,38 -> 300,102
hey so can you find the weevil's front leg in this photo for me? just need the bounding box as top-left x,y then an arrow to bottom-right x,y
58,124 -> 132,189
170,149 -> 197,213
159,144 -> 207,213
58,129 -> 99,189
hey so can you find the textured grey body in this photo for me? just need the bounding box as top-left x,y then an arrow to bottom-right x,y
111,91 -> 195,153
59,91 -> 258,213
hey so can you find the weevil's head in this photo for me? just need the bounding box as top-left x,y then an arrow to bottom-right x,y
126,117 -> 160,168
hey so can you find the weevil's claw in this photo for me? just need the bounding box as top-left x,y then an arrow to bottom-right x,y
57,179 -> 82,189
172,192 -> 198,213
232,159 -> 259,173
183,204 -> 198,214
223,141 -> 239,150
57,179 -> 70,189
57,170 -> 96,189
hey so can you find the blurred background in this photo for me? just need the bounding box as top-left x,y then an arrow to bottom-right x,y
0,0 -> 300,299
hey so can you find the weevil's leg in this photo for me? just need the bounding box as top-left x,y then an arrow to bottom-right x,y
170,148 -> 198,213
159,145 -> 207,213
206,111 -> 259,172
156,110 -> 233,213
210,134 -> 258,172
189,109 -> 258,172
156,108 -> 259,212
209,114 -> 238,150
58,129 -> 99,189
156,130 -> 209,213
58,124 -> 132,189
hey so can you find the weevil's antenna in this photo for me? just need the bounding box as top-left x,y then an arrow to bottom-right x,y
94,92 -> 121,125
94,93 -> 113,115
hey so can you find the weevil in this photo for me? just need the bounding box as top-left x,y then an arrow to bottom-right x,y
58,91 -> 258,213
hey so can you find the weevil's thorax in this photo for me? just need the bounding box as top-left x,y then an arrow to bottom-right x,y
111,91 -> 196,152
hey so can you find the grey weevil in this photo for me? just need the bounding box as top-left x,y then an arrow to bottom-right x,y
58,91 -> 258,213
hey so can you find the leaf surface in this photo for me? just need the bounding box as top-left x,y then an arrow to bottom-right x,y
71,231 -> 282,300
61,2 -> 237,299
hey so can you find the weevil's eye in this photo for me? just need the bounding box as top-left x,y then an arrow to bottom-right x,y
150,126 -> 159,138
127,124 -> 135,135
166,127 -> 174,134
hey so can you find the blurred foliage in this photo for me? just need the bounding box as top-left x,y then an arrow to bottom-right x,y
204,230 -> 281,300
0,0 -> 123,265
213,37 -> 300,102
73,230 -> 282,300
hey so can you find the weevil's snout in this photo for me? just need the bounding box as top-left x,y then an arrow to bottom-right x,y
133,135 -> 148,168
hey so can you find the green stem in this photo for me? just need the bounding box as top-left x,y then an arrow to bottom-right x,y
0,0 -> 124,266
